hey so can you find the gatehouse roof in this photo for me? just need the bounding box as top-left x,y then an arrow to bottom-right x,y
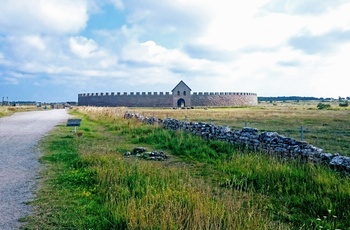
171,80 -> 192,92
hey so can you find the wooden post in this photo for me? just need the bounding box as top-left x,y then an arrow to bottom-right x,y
300,126 -> 304,141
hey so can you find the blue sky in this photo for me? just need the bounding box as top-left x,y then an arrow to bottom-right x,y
1,0 -> 350,102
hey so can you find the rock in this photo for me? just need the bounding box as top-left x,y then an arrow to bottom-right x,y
133,147 -> 147,154
330,156 -> 350,172
126,148 -> 169,161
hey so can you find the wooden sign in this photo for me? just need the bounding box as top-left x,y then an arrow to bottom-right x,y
66,119 -> 82,127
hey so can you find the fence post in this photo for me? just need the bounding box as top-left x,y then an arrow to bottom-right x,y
245,122 -> 248,127
300,126 -> 304,141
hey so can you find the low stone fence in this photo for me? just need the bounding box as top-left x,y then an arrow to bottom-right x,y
124,112 -> 350,174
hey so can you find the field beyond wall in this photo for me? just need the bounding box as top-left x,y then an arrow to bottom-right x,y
124,101 -> 350,155
23,101 -> 350,229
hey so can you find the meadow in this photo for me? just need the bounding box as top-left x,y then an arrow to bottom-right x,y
0,105 -> 40,117
23,102 -> 350,229
125,101 -> 350,155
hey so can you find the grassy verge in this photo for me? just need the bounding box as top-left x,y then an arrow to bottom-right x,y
22,121 -> 112,229
0,106 -> 42,117
23,107 -> 350,229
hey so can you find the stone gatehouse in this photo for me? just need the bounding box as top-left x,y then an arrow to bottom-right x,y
78,80 -> 258,107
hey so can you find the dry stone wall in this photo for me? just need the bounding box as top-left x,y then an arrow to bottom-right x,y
124,112 -> 350,174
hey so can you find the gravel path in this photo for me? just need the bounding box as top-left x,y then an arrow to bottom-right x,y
0,109 -> 69,229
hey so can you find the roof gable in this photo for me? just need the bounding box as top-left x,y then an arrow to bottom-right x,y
172,80 -> 192,92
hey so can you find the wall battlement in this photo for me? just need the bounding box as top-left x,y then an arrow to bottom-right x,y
78,92 -> 257,97
79,92 -> 172,96
78,81 -> 258,107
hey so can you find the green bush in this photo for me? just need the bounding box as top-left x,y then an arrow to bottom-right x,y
339,101 -> 348,107
317,103 -> 331,110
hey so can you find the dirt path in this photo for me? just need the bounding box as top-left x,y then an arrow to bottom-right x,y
0,109 -> 69,229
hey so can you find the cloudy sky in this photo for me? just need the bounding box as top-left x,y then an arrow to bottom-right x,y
1,0 -> 350,102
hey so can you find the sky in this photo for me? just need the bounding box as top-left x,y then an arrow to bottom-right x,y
1,0 -> 350,102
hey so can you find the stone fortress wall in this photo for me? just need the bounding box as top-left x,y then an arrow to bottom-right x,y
78,81 -> 258,107
78,92 -> 173,107
191,92 -> 257,107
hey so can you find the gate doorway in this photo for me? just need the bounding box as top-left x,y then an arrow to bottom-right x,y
177,98 -> 186,108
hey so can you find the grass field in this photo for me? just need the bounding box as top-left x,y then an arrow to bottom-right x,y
0,106 -> 41,117
23,103 -> 350,229
93,101 -> 350,155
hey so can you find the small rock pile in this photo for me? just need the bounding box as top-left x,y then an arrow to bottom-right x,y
125,147 -> 168,161
124,112 -> 350,174
124,112 -> 163,125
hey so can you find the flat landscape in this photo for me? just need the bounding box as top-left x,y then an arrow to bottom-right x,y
20,102 -> 350,229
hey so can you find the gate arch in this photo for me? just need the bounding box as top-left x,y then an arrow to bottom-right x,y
177,98 -> 186,108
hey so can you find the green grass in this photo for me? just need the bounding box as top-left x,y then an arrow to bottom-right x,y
23,106 -> 350,229
129,122 -> 350,229
23,123 -> 113,229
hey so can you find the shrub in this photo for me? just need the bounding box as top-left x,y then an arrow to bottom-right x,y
317,103 -> 331,110
339,101 -> 348,107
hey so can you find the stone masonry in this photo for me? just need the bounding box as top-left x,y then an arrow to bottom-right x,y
78,80 -> 258,107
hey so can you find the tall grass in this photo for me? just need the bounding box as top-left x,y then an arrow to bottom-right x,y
76,107 -> 350,229
24,106 -> 350,229
0,105 -> 40,117
126,120 -> 350,229
92,154 -> 280,229
75,110 -> 284,229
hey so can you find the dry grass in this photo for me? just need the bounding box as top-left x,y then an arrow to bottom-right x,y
0,106 -> 41,117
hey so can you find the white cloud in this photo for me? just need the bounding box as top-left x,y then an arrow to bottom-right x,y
23,35 -> 46,51
1,0 -> 350,101
69,36 -> 99,58
308,43 -> 350,97
0,0 -> 89,35
4,77 -> 19,85
120,40 -> 218,77
193,1 -> 350,53
263,0 -> 348,15
108,0 -> 124,10
305,2 -> 350,35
